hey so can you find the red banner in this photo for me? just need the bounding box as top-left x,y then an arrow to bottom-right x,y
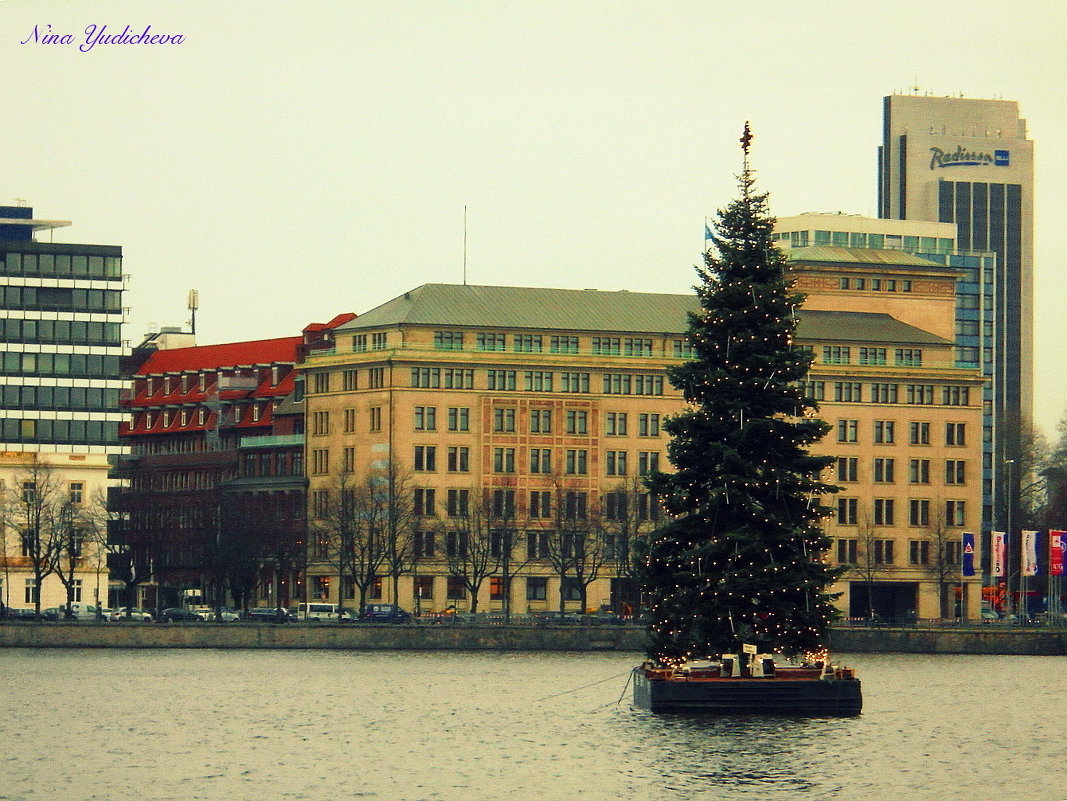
1051,530 -> 1065,577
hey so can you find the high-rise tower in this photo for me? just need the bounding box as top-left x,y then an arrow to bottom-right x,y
879,95 -> 1034,532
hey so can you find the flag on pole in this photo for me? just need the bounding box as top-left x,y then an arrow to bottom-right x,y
1050,530 -> 1065,577
1022,530 -> 1040,576
992,531 -> 1007,577
704,219 -> 714,243
961,532 -> 976,577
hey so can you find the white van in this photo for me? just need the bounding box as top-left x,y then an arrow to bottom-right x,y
65,603 -> 102,621
295,602 -> 349,622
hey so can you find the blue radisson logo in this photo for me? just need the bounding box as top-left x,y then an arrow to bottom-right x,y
929,145 -> 1010,169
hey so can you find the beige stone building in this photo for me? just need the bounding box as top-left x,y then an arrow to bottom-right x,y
301,279 -> 984,620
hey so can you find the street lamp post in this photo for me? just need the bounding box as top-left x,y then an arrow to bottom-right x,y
1005,459 -> 1015,618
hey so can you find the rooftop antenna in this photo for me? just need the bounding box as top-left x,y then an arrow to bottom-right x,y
187,289 -> 199,335
463,205 -> 468,285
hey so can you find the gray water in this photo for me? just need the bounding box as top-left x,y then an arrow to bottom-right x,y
0,649 -> 1063,801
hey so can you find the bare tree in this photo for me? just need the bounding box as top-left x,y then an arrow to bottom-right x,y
921,505 -> 963,620
545,480 -> 607,615
439,487 -> 502,614
849,512 -> 892,620
380,460 -> 417,609
600,477 -> 659,614
3,459 -> 64,618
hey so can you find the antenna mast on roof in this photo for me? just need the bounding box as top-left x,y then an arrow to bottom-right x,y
187,289 -> 199,335
463,205 -> 468,285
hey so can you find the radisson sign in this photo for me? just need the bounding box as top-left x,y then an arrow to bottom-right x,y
929,145 -> 1009,169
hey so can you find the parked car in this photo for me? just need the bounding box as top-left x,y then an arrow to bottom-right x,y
110,607 -> 154,622
42,603 -> 102,621
243,607 -> 295,623
161,607 -> 205,622
361,603 -> 412,623
295,602 -> 352,622
1,607 -> 38,621
533,611 -> 583,626
189,606 -> 240,622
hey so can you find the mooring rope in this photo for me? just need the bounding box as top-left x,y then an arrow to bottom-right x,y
533,670 -> 634,702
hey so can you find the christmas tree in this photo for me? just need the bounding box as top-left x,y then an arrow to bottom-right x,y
641,124 -> 841,666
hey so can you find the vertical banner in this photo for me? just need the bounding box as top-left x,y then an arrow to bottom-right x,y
1022,530 -> 1040,576
1049,530 -> 1064,577
961,532 -> 976,577
992,531 -> 1007,577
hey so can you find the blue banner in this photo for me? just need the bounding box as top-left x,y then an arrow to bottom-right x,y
962,532 -> 976,577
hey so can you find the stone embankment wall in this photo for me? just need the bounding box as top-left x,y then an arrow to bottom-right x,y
0,624 -> 1063,655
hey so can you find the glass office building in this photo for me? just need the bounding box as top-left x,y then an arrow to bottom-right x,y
0,205 -> 127,453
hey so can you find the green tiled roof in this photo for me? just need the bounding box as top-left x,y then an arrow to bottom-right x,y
797,309 -> 950,345
786,246 -> 951,268
338,284 -> 702,334
339,283 -> 949,345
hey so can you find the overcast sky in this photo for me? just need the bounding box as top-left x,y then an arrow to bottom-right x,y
4,0 -> 1066,434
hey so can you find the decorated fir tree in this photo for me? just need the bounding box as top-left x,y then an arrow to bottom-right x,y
641,125 -> 841,666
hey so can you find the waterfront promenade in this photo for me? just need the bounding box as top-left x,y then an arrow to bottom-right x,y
1,621 -> 1063,655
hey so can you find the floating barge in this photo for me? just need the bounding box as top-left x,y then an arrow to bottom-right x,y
633,654 -> 862,716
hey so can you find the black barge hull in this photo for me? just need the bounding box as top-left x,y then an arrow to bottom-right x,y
632,668 -> 862,715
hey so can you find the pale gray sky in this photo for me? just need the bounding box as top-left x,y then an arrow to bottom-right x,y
4,0 -> 1066,433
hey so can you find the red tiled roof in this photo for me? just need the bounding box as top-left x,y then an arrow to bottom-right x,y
136,336 -> 302,375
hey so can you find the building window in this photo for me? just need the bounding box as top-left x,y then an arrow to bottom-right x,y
492,489 -> 515,518
352,334 -> 367,352
836,539 -> 858,564
312,372 -> 331,394
909,458 -> 930,484
946,423 -> 966,446
823,346 -> 850,365
895,348 -> 923,367
68,482 -> 84,504
606,412 -> 627,436
447,576 -> 466,600
489,576 -> 506,601
873,539 -> 895,564
477,332 -> 506,351
530,409 -> 552,434
25,579 -> 39,604
312,410 -> 330,436
638,413 -> 660,437
514,334 -> 542,352
564,491 -> 587,520
559,372 -> 590,393
837,419 -> 858,443
410,367 -> 439,389
493,408 -> 516,432
869,383 -> 898,404
343,447 -> 356,473
873,499 -> 895,526
526,577 -> 548,601
565,410 -> 588,435
837,457 -> 857,482
414,446 -> 437,472
799,380 -> 825,401
942,386 -> 970,406
909,499 -> 930,527
945,460 -> 966,485
434,331 -> 464,350
858,348 -> 886,366
909,540 -> 930,565
447,407 -> 469,431
550,336 -> 579,354
944,541 -> 963,565
837,498 -> 857,525
447,489 -> 469,518
369,407 -> 382,432
371,332 -> 387,350
524,371 -> 553,392
344,408 -> 356,433
873,457 -> 895,483
529,491 -> 551,519
413,406 -> 437,431
625,338 -> 653,357
530,448 -> 552,474
834,382 -> 862,402
312,490 -> 329,519
638,451 -> 660,475
414,488 -> 436,517
906,384 -> 934,405
873,420 -> 894,444
633,375 -> 664,396
414,576 -> 434,600
673,340 -> 693,358
909,421 -> 930,445
637,493 -> 661,522
487,370 -> 517,391
311,449 -> 330,475
592,337 -> 620,355
565,449 -> 588,475
493,447 -> 515,473
447,446 -> 470,472
606,450 -> 627,476
946,500 -> 966,527
443,368 -> 474,389
414,531 -> 436,558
